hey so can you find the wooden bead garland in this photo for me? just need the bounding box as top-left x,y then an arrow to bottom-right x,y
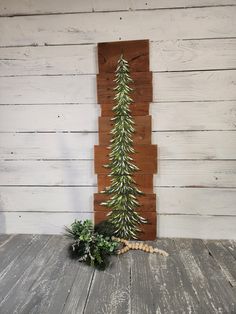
112,237 -> 169,256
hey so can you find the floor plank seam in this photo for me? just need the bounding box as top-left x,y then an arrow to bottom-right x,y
221,241 -> 236,261
82,268 -> 96,314
60,260 -> 83,314
203,241 -> 236,289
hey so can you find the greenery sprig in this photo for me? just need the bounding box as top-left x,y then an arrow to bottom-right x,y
65,220 -> 119,270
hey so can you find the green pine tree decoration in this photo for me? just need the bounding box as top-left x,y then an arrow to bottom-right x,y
101,55 -> 147,239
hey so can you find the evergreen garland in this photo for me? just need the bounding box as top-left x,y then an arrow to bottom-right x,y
101,55 -> 147,239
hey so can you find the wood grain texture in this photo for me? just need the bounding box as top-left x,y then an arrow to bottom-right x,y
150,101 -> 236,131
0,187 -> 235,216
1,0 -> 235,16
99,115 -> 151,145
84,254 -> 130,314
97,71 -> 152,103
94,144 -> 157,174
0,70 -> 236,104
0,212 -> 92,234
159,216 -> 236,239
0,1 -> 236,240
94,210 -> 157,240
101,102 -> 150,116
0,186 -> 97,212
94,193 -> 156,212
130,239 -> 199,313
0,7 -> 235,47
98,174 -> 153,193
175,239 -> 236,310
1,160 -> 236,187
98,39 -> 149,73
1,38 -> 236,76
0,102 -> 235,132
204,240 -> 236,287
0,236 -> 236,313
151,38 -> 236,72
0,235 -> 50,303
0,236 -> 77,314
1,212 -> 236,238
1,131 -> 235,160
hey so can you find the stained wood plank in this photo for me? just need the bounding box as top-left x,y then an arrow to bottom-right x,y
1,0 -> 235,16
0,235 -> 49,303
101,102 -> 149,116
97,72 -> 152,103
1,131 -> 235,160
84,254 -> 130,314
94,145 -> 157,174
0,70 -> 235,104
98,174 -> 153,193
0,160 -> 236,187
94,193 -> 156,212
95,210 -> 156,240
98,39 -> 149,73
175,239 -> 236,312
204,240 -> 236,287
1,38 -> 236,76
0,7 -> 235,47
99,115 -> 152,145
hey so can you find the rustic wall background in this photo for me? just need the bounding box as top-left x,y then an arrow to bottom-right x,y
0,0 -> 236,238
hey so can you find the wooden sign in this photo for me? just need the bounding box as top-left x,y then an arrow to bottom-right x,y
94,39 -> 157,240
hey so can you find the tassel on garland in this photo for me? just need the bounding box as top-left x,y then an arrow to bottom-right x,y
112,237 -> 169,256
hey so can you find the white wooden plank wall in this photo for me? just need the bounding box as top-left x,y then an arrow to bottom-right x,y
0,0 -> 236,239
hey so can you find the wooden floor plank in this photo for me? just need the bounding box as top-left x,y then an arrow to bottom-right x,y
83,254 -> 130,314
130,239 -> 200,314
0,234 -> 11,245
0,236 -> 236,314
61,265 -> 94,314
0,234 -> 35,272
0,236 -> 71,313
0,235 -> 50,303
221,240 -> 236,260
204,240 -> 236,288
175,239 -> 236,313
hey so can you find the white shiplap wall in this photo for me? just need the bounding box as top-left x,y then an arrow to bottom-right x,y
0,0 -> 236,239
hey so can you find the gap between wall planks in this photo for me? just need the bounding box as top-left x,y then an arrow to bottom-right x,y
94,39 -> 157,240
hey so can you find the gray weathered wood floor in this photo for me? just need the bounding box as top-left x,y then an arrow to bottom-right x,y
0,235 -> 235,314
